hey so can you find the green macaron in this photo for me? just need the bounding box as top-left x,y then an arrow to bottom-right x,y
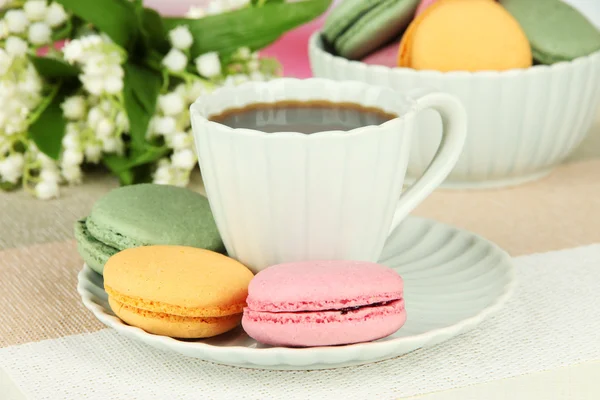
74,219 -> 119,275
74,183 -> 225,275
322,0 -> 420,60
501,0 -> 600,65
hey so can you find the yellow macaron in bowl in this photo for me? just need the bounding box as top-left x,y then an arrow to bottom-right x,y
103,245 -> 254,339
311,0 -> 600,188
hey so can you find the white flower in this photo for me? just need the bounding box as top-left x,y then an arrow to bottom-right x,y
225,74 -> 249,86
250,71 -> 266,81
19,70 -> 42,95
206,1 -> 223,15
61,164 -> 82,184
162,48 -> 187,72
185,6 -> 206,19
39,168 -> 61,183
170,131 -> 191,150
84,143 -> 102,163
185,81 -> 208,103
228,0 -> 250,10
169,25 -> 193,50
0,153 -> 24,183
96,118 -> 114,138
174,83 -> 187,97
80,75 -> 104,95
236,47 -> 251,60
5,36 -> 28,57
153,163 -> 174,185
28,22 -> 51,45
116,111 -> 129,131
35,180 -> 59,199
61,132 -> 79,149
61,148 -> 84,166
5,10 -> 28,34
153,116 -> 176,135
104,75 -> 123,94
37,153 -> 57,170
0,136 -> 9,155
87,107 -> 102,128
62,40 -> 83,63
82,59 -> 105,76
171,170 -> 190,187
158,92 -> 185,116
101,136 -> 123,154
61,96 -> 86,120
195,52 -> 221,78
98,100 -> 112,113
81,60 -> 124,95
0,49 -> 12,75
0,20 -> 8,40
24,1 -> 48,22
248,59 -> 260,72
171,149 -> 196,170
79,35 -> 102,48
45,3 -> 68,27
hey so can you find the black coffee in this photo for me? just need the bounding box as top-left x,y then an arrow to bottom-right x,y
209,101 -> 396,134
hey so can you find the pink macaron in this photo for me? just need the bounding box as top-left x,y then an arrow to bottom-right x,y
241,260 -> 407,347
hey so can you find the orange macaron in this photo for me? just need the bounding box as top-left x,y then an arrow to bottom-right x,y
104,245 -> 254,339
398,0 -> 532,71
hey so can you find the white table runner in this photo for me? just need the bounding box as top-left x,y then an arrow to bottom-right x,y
2,245 -> 599,400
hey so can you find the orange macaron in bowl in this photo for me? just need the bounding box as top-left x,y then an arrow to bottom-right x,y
310,0 -> 600,188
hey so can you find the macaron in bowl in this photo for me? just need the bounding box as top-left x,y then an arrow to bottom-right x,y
310,0 -> 600,188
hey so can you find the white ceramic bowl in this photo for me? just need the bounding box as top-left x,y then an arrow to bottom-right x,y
309,32 -> 600,188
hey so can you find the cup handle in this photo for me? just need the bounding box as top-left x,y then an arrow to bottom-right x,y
389,88 -> 467,233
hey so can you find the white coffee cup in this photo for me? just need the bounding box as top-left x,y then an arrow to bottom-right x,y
190,78 -> 466,273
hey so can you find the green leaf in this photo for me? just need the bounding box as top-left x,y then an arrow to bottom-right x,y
128,145 -> 170,169
0,181 -> 18,191
101,145 -> 168,186
29,88 -> 68,160
140,8 -> 169,54
164,0 -> 332,57
55,0 -> 139,49
102,154 -> 134,185
29,55 -> 79,78
123,62 -> 162,149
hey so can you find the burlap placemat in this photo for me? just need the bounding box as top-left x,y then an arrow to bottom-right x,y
0,240 -> 104,347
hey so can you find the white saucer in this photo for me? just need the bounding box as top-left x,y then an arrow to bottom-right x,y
77,216 -> 515,370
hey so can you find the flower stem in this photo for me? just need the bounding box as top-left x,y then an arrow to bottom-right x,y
161,69 -> 170,92
26,83 -> 61,126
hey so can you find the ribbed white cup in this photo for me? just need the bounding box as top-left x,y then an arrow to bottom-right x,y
190,78 -> 466,273
309,32 -> 600,188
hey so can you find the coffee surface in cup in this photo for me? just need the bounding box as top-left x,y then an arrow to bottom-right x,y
210,101 -> 396,134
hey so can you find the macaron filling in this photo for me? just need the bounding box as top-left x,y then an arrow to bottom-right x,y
246,291 -> 403,313
105,285 -> 245,318
338,299 -> 396,315
244,299 -> 404,324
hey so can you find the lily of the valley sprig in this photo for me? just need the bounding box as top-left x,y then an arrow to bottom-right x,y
0,0 -> 332,199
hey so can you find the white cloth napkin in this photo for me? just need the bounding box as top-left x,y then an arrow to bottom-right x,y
1,245 -> 600,400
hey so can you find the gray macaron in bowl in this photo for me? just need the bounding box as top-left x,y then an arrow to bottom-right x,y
309,0 -> 600,189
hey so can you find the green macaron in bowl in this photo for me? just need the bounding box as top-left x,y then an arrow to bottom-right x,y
310,0 -> 600,188
74,183 -> 225,275
322,0 -> 420,60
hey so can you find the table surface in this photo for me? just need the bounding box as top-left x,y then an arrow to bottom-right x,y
2,107 -> 600,399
